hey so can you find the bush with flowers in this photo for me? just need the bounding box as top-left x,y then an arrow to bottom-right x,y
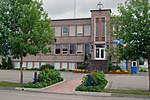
23,65 -> 63,88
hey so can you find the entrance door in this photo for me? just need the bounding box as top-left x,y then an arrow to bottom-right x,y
96,48 -> 105,60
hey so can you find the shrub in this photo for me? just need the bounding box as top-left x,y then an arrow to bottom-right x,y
76,71 -> 108,92
39,64 -> 54,71
2,57 -> 7,69
23,67 -> 63,88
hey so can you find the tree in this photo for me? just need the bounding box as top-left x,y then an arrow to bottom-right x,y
0,0 -> 54,83
116,0 -> 150,90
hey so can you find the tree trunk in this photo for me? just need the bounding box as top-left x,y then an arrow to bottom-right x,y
148,56 -> 150,91
20,53 -> 23,84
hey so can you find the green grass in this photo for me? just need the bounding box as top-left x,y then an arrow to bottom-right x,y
0,81 -> 22,87
102,89 -> 150,95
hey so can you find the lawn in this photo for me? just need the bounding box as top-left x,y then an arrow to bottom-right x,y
0,81 -> 22,87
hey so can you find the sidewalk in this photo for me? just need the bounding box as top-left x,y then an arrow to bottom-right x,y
42,74 -> 85,94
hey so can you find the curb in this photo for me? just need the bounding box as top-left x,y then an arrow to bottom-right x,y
15,80 -> 66,92
74,91 -> 111,97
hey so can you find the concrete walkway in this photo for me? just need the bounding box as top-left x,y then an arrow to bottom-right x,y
43,74 -> 85,94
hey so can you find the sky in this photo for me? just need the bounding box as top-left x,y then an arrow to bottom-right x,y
42,0 -> 126,20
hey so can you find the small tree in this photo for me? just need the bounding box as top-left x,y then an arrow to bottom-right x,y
0,0 -> 54,83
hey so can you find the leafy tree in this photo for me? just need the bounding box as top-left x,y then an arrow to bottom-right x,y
0,0 -> 54,83
116,0 -> 150,90
7,57 -> 13,69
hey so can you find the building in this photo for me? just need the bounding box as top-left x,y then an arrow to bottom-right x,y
12,9 -> 139,73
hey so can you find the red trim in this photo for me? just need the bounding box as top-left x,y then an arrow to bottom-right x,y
25,62 -> 27,69
75,25 -> 77,36
82,24 -> 84,36
60,62 -> 62,69
68,25 -> 70,36
32,62 -> 34,68
61,25 -> 62,37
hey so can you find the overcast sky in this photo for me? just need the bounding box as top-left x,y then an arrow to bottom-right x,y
43,0 -> 126,19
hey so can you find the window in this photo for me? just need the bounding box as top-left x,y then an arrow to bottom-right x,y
62,62 -> 67,69
62,26 -> 68,36
22,62 -> 26,68
102,22 -> 105,37
55,44 -> 60,54
28,62 -> 32,69
15,62 -> 20,69
70,44 -> 75,54
77,44 -> 82,54
34,62 -> 39,68
84,25 -> 90,36
55,26 -> 61,36
96,23 -> 99,37
85,44 -> 90,54
54,62 -> 60,70
41,62 -> 46,66
69,63 -> 75,70
62,44 -> 68,54
77,25 -> 83,36
70,26 -> 75,36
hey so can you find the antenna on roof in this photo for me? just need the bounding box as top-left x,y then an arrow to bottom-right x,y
97,2 -> 103,10
74,0 -> 76,18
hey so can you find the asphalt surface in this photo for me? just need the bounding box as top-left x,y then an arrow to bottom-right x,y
0,90 -> 150,100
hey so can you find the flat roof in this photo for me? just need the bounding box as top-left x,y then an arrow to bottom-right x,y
51,18 -> 91,21
90,9 -> 111,13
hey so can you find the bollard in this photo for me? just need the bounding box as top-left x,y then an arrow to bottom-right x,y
33,72 -> 37,84
87,74 -> 91,86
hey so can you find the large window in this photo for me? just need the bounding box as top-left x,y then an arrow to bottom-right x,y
85,44 -> 90,54
41,62 -> 46,66
15,62 -> 20,69
55,44 -> 60,54
69,63 -> 75,70
62,44 -> 68,54
77,25 -> 83,36
84,25 -> 90,36
70,26 -> 75,36
96,23 -> 99,37
102,22 -> 105,37
62,62 -> 67,69
28,62 -> 33,69
54,62 -> 60,70
70,44 -> 75,54
62,26 -> 68,36
34,62 -> 39,68
77,44 -> 82,54
55,26 -> 61,36
22,62 -> 26,68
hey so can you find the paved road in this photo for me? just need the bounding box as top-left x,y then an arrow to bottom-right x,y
0,90 -> 149,100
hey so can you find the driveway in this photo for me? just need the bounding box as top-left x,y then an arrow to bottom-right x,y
105,72 -> 149,90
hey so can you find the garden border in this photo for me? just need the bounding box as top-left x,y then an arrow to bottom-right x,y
15,80 -> 66,92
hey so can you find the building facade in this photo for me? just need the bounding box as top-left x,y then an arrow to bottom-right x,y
13,9 -> 138,72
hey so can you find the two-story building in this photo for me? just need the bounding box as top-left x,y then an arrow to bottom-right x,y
12,9 -> 139,73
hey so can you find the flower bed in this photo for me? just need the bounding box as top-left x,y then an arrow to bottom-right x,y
73,69 -> 87,73
75,71 -> 108,92
109,70 -> 130,74
23,68 -> 63,88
